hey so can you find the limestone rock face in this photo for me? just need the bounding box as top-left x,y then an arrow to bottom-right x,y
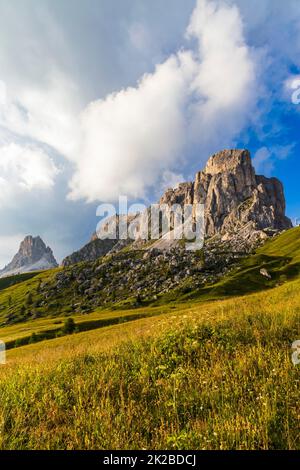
160,149 -> 292,248
0,236 -> 58,277
63,149 -> 292,264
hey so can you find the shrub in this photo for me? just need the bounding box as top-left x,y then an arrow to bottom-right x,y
28,333 -> 38,344
62,317 -> 76,335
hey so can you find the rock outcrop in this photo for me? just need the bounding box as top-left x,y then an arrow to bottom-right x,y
0,236 -> 58,277
159,149 -> 292,250
62,238 -> 117,267
63,149 -> 292,265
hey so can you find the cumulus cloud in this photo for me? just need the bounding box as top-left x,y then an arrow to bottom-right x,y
68,52 -> 194,201
0,143 -> 59,205
68,0 -> 259,202
0,0 -> 267,204
186,0 -> 258,144
0,75 -> 80,158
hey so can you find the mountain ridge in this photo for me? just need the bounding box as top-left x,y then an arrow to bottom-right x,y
62,149 -> 292,265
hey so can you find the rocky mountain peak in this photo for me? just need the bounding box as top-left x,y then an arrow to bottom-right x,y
19,235 -> 45,257
62,148 -> 293,265
160,148 -> 292,251
203,149 -> 253,176
0,235 -> 58,277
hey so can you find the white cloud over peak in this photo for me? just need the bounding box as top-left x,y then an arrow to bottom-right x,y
0,0 -> 299,266
0,0 -> 261,204
68,0 -> 259,202
68,52 -> 194,202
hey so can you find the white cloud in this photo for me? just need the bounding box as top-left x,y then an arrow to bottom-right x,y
0,143 -> 59,206
0,0 -> 272,205
187,0 -> 257,136
0,74 -> 80,158
68,52 -> 195,202
68,0 -> 259,202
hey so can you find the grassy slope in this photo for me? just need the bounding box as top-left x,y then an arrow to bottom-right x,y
180,226 -> 300,301
0,268 -> 61,324
0,227 -> 299,347
0,303 -> 189,348
0,228 -> 299,449
0,271 -> 42,292
0,277 -> 299,449
1,227 -> 300,326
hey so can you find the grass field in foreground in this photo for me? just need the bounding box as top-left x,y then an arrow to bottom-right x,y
0,276 -> 299,450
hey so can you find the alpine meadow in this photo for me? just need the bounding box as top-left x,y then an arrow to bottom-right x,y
0,0 -> 300,458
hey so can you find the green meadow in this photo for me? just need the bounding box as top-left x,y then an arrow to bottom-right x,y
0,228 -> 299,449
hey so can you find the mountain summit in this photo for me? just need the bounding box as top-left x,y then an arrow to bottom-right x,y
0,236 -> 58,277
158,149 -> 292,250
62,149 -> 292,265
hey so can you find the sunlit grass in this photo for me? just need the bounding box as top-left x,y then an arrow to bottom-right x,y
1,227 -> 300,325
0,278 -> 299,449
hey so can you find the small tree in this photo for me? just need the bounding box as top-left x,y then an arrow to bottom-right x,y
29,332 -> 38,344
14,338 -> 23,348
62,317 -> 76,335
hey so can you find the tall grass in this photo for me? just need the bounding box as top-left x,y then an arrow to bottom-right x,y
0,279 -> 299,450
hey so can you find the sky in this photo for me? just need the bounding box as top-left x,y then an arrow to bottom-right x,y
0,0 -> 300,266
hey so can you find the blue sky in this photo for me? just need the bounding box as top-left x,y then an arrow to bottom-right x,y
0,0 -> 300,265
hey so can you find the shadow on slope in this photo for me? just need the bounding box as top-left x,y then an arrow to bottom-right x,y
176,227 -> 300,302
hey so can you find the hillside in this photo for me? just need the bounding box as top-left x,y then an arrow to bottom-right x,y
60,149 -> 292,266
0,270 -> 299,449
183,226 -> 300,301
0,227 -> 299,449
0,227 -> 300,329
0,148 -> 288,330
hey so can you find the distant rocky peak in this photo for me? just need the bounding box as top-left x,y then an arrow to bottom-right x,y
0,235 -> 58,277
19,235 -> 46,255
